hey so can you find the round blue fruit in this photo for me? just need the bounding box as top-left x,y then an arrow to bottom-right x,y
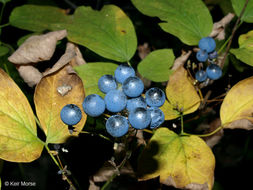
195,70 -> 207,82
148,107 -> 165,129
206,64 -> 222,80
126,96 -> 147,112
98,75 -> 117,94
114,64 -> 135,83
106,115 -> 129,137
122,76 -> 144,97
104,89 -> 127,112
198,37 -> 216,53
82,94 -> 105,117
128,107 -> 151,130
196,49 -> 208,62
60,104 -> 82,125
145,87 -> 165,107
208,51 -> 218,59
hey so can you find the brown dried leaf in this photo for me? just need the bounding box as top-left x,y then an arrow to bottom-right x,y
70,45 -> 86,66
171,50 -> 192,71
43,43 -> 76,76
8,30 -> 67,64
210,13 -> 235,40
17,65 -> 43,87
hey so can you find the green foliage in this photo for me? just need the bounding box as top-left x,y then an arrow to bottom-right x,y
9,5 -> 70,32
66,5 -> 137,62
0,45 -> 9,56
230,30 -> 253,66
231,0 -> 253,23
137,49 -> 174,82
131,0 -> 213,45
74,62 -> 118,97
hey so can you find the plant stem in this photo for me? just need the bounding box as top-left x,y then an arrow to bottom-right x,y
220,0 -> 249,68
0,3 -> 6,25
45,145 -> 77,190
0,23 -> 9,29
180,114 -> 184,135
184,125 -> 224,137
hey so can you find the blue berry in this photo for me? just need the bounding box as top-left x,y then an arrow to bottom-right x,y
82,94 -> 105,117
129,107 -> 151,129
114,64 -> 135,83
196,49 -> 208,62
148,107 -> 165,129
106,115 -> 129,137
198,37 -> 216,53
208,51 -> 218,59
122,76 -> 144,97
126,96 -> 147,112
60,104 -> 82,125
145,87 -> 165,107
98,75 -> 117,94
195,70 -> 207,82
206,64 -> 222,80
104,89 -> 127,112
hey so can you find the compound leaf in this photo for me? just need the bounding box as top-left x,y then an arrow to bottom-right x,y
220,76 -> 253,130
34,66 -> 87,144
164,66 -> 200,119
9,5 -> 70,32
131,0 -> 213,45
74,62 -> 118,97
138,128 -> 215,190
67,5 -> 137,62
231,0 -> 253,23
230,30 -> 253,67
0,68 -> 44,162
137,49 -> 175,82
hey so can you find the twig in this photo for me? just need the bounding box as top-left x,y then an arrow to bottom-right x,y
220,0 -> 249,68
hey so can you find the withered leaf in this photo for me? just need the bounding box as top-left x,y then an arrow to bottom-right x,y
8,30 -> 67,64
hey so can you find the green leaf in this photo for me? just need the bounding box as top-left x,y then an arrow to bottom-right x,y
66,5 -> 137,62
9,5 -> 71,32
137,49 -> 174,82
231,0 -> 253,23
0,68 -> 44,162
230,30 -> 253,66
131,0 -> 213,45
74,62 -> 118,97
0,46 -> 9,57
138,128 -> 215,189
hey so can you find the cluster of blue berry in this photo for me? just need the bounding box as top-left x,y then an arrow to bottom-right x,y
195,37 -> 222,82
60,64 -> 165,137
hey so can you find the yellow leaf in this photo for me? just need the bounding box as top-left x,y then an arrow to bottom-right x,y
160,100 -> 180,120
138,128 -> 215,190
220,76 -> 253,129
34,66 -> 87,144
164,66 -> 200,120
0,68 -> 44,162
